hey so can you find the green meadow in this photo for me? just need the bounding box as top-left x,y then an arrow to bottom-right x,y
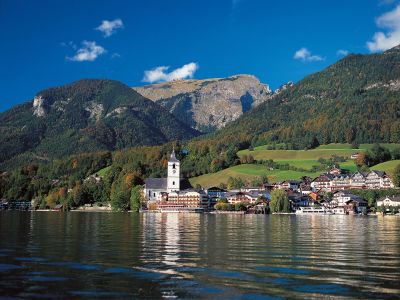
189,143 -> 400,188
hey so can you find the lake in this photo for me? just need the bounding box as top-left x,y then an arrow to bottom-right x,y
0,212 -> 399,299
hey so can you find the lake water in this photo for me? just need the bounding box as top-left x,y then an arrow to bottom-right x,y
0,212 -> 399,299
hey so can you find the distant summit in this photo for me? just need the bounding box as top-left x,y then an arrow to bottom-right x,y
134,74 -> 274,132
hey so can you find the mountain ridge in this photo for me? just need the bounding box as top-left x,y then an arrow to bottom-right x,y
0,79 -> 199,170
133,74 -> 276,132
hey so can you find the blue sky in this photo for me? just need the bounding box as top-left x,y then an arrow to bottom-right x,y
1,0 -> 399,111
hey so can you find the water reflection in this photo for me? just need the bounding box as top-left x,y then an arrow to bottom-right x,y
0,212 -> 399,299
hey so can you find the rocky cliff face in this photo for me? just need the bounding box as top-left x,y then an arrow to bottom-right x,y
133,74 -> 273,132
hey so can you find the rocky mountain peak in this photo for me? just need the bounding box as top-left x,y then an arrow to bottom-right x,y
133,74 -> 273,132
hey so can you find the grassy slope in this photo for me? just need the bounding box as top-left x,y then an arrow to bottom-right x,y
189,143 -> 399,188
96,166 -> 111,177
371,160 -> 400,175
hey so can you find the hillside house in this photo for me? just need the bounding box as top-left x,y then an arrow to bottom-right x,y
331,174 -> 352,191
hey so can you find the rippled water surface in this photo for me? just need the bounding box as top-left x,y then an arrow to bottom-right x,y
0,212 -> 399,299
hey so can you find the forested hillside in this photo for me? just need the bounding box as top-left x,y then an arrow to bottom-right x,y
0,79 -> 199,170
206,46 -> 400,149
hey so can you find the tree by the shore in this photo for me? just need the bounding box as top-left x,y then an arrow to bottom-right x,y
270,189 -> 291,213
130,185 -> 144,212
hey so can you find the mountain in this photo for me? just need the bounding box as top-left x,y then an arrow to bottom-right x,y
0,79 -> 199,170
207,46 -> 400,148
133,74 -> 273,132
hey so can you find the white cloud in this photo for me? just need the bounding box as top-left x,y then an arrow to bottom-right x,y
67,41 -> 106,62
143,62 -> 199,83
367,5 -> 400,52
337,49 -> 349,56
294,47 -> 324,62
96,19 -> 124,37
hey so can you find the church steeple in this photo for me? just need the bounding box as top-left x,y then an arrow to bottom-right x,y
169,148 -> 179,162
167,148 -> 180,192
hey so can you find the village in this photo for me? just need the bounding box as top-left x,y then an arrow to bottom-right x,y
143,151 -> 400,215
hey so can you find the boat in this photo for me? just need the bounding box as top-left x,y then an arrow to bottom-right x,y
295,207 -> 330,214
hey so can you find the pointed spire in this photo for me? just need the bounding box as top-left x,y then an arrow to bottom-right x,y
169,147 -> 179,162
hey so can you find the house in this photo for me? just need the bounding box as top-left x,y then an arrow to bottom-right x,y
345,198 -> 368,214
144,150 -> 181,202
376,196 -> 400,208
350,153 -> 360,159
289,192 -> 312,208
311,174 -> 334,192
206,187 -> 227,198
205,187 -> 227,207
275,180 -> 300,191
329,166 -> 342,175
225,192 -> 258,205
331,190 -> 365,207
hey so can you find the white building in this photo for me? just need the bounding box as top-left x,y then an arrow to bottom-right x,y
144,150 -> 180,202
377,196 -> 400,208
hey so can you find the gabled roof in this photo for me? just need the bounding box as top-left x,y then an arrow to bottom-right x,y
369,170 -> 386,177
379,196 -> 400,202
145,178 -> 168,189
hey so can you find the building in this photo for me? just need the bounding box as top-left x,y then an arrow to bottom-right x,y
350,170 -> 394,189
158,189 -> 209,211
377,196 -> 400,208
329,166 -> 341,175
205,186 -> 227,208
144,149 -> 181,202
225,192 -> 258,205
345,198 -> 368,214
331,174 -> 351,191
365,170 -> 394,189
350,172 -> 367,189
311,174 -> 334,192
275,180 -> 300,191
331,190 -> 365,207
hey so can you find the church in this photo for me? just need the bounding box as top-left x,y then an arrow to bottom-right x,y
144,149 -> 181,201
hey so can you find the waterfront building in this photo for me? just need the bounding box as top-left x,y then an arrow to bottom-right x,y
158,189 -> 209,212
377,196 -> 400,208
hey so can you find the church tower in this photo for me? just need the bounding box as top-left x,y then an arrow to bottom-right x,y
167,149 -> 180,193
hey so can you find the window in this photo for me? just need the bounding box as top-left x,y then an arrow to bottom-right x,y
172,163 -> 176,169
153,193 -> 156,197
173,181 -> 175,185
